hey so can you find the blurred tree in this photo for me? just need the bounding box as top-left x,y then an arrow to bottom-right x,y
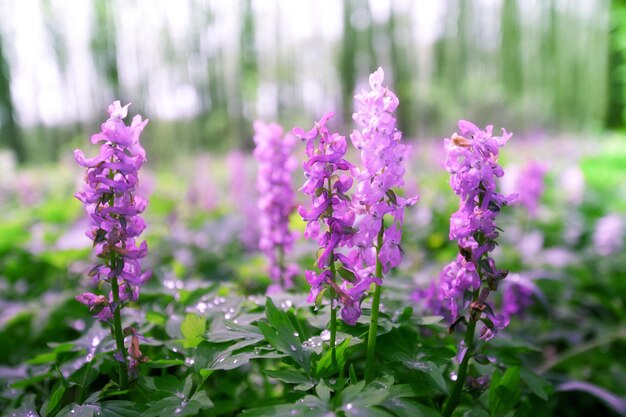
339,0 -> 357,123
238,0 -> 258,147
500,0 -> 523,95
606,0 -> 626,128
0,35 -> 25,162
388,6 -> 415,137
91,0 -> 120,99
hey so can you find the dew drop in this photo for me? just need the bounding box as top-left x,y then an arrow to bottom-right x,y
290,345 -> 297,351
320,329 -> 331,341
450,371 -> 458,381
233,359 -> 238,364
346,403 -> 353,410
185,358 -> 195,366
224,313 -> 232,320
293,331 -> 299,337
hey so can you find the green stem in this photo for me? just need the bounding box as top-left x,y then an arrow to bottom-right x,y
110,275 -> 128,389
277,245 -> 285,287
365,227 -> 384,383
329,256 -> 338,366
325,176 -> 339,367
442,319 -> 477,417
106,166 -> 127,389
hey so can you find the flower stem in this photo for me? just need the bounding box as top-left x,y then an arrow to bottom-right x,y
110,271 -> 128,389
442,310 -> 478,417
329,255 -> 338,366
277,244 -> 286,288
365,227 -> 384,383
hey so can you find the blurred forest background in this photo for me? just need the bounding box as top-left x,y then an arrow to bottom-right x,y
0,0 -> 625,165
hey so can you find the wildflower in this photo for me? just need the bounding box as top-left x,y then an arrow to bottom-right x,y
294,112 -> 362,324
346,68 -> 417,329
425,120 -> 515,340
74,102 -> 150,386
253,120 -> 299,291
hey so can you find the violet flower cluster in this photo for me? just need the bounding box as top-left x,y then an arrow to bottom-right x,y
74,101 -> 151,321
294,112 -> 363,325
421,120 -> 516,340
350,67 -> 418,277
253,120 -> 299,292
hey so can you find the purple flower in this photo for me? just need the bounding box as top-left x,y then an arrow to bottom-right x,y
253,120 -> 299,291
501,274 -> 535,320
294,112 -> 363,324
74,101 -> 151,320
515,161 -> 547,218
422,120 -> 515,340
344,68 -> 417,315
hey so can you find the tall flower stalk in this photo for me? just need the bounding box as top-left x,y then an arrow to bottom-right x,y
422,120 -> 515,417
74,101 -> 150,388
350,68 -> 417,382
294,112 -> 360,360
253,120 -> 299,292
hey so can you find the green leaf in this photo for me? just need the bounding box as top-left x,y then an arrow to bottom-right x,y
403,361 -> 447,393
337,267 -> 357,283
27,351 -> 57,365
349,363 -> 358,384
180,314 -> 206,348
11,372 -> 51,389
259,298 -> 311,374
316,338 -> 351,379
315,287 -> 328,310
380,397 -> 443,417
45,384 -> 67,416
57,400 -> 143,417
489,367 -> 521,416
146,311 -> 166,326
520,368 -> 551,401
337,378 -> 394,410
240,399 -> 327,417
145,359 -> 186,368
316,380 -> 332,403
264,369 -> 312,385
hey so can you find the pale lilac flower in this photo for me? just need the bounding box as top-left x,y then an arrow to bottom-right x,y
559,165 -> 585,205
187,155 -> 218,211
227,150 -> 259,249
347,68 -> 417,312
515,161 -> 547,218
74,101 -> 151,319
593,213 -> 624,256
253,120 -> 299,291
